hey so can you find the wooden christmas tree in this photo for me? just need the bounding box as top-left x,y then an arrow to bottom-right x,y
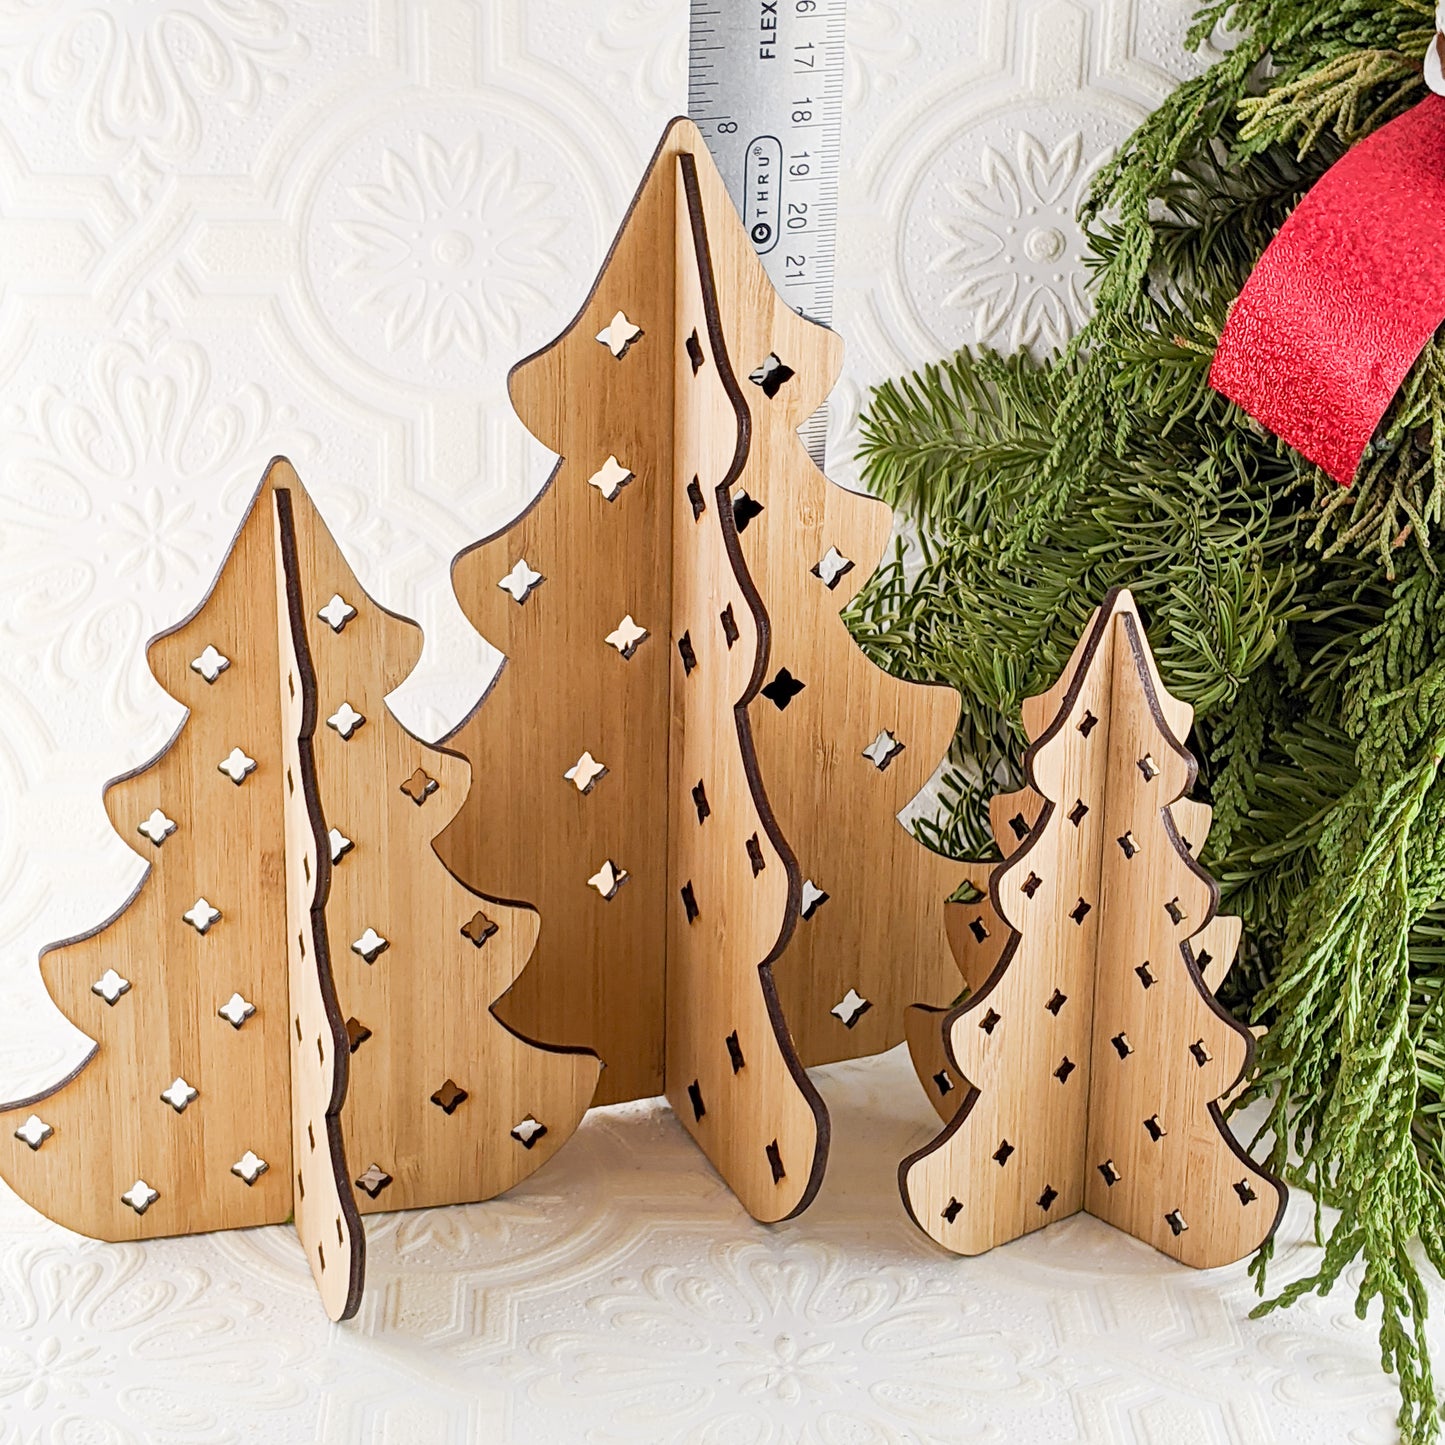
436,119 -> 964,1220
900,588 -> 1285,1266
0,460 -> 599,1318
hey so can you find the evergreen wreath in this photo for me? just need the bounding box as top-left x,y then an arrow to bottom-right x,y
848,3 -> 1445,1438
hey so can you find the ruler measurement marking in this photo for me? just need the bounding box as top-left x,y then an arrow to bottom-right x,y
689,0 -> 846,467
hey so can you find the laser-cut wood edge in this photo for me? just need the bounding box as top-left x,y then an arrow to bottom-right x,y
0,468 -> 294,1245
437,118 -> 953,1216
274,480 -> 365,1322
664,149 -> 828,1222
901,587 -> 1286,1267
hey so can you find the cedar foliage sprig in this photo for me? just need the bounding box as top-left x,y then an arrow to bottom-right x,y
851,2 -> 1445,1437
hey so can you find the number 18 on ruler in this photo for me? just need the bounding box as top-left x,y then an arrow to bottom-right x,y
689,0 -> 846,468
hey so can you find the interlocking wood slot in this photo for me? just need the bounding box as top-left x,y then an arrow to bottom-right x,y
0,460 -> 600,1319
899,588 -> 1286,1267
436,118 -> 962,1217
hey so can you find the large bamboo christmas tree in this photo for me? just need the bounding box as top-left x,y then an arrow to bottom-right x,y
436,119 -> 964,1218
0,461 -> 598,1317
900,589 -> 1285,1265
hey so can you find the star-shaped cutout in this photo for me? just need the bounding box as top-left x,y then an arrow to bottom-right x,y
121,1179 -> 159,1215
587,860 -> 628,900
831,988 -> 872,1028
430,1079 -> 468,1115
14,1115 -> 52,1151
863,729 -> 905,770
812,546 -> 855,589
92,968 -> 131,1004
801,880 -> 829,919
748,352 -> 796,397
183,898 -> 221,934
217,992 -> 255,1029
326,702 -> 365,739
595,309 -> 642,358
355,1163 -> 392,1198
231,1150 -> 268,1186
217,747 -> 256,784
498,559 -> 544,604
329,827 -> 353,863
160,1077 -> 197,1113
352,927 -> 388,963
587,455 -> 634,501
190,645 -> 230,684
604,615 -> 648,659
399,768 -> 438,805
511,1115 -> 547,1148
317,594 -> 356,632
461,910 -> 498,948
564,751 -> 608,794
137,809 -> 177,846
761,668 -> 805,710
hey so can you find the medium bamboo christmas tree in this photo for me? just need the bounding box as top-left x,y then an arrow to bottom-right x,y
0,460 -> 598,1318
436,119 -> 963,1219
850,2 -> 1445,1432
900,589 -> 1285,1265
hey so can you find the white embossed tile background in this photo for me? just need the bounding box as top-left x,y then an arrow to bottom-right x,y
0,3 -> 1425,1442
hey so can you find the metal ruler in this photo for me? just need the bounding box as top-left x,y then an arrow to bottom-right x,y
688,0 -> 847,467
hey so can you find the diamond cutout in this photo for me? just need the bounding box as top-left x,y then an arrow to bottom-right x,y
587,455 -> 634,501
121,1180 -> 159,1215
183,899 -> 221,934
431,1079 -> 468,1115
92,969 -> 131,1005
160,1077 -> 197,1113
137,809 -> 177,846
511,1116 -> 547,1148
461,910 -> 498,947
748,352 -> 795,397
565,751 -> 608,794
217,748 -> 256,784
498,559 -> 544,603
588,860 -> 628,900
326,702 -> 365,740
317,594 -> 356,632
190,645 -> 230,683
595,310 -> 642,357
217,992 -> 255,1029
801,880 -> 829,919
761,668 -> 804,709
352,927 -> 388,963
346,1017 -> 372,1052
232,1150 -> 268,1185
811,546 -> 855,589
831,988 -> 871,1028
400,767 -> 438,805
732,487 -> 764,531
14,1115 -> 52,1151
605,615 -> 648,658
863,729 -> 904,770
355,1163 -> 392,1198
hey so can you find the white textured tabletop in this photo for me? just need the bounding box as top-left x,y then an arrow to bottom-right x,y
0,2 -> 1425,1441
0,1050 -> 1418,1443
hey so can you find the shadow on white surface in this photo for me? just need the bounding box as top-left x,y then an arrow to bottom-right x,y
0,1047 -> 1416,1445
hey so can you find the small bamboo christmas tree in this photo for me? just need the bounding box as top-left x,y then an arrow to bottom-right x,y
437,119 -> 964,1219
900,589 -> 1284,1266
0,461 -> 598,1318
